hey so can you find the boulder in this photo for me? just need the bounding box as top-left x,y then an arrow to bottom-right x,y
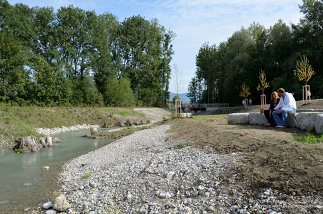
39,137 -> 47,148
53,194 -> 70,212
42,201 -> 53,210
53,137 -> 61,144
248,113 -> 267,125
315,114 -> 323,134
227,113 -> 249,124
90,127 -> 98,137
296,112 -> 319,131
15,136 -> 42,152
46,136 -> 53,147
286,113 -> 298,128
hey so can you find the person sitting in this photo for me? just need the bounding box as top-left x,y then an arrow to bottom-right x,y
272,88 -> 297,128
261,91 -> 280,127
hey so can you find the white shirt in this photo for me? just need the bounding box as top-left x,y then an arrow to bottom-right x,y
274,92 -> 296,111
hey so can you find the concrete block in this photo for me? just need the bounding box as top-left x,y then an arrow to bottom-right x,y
286,113 -> 298,128
296,112 -> 319,131
248,112 -> 267,125
227,113 -> 249,125
315,114 -> 323,134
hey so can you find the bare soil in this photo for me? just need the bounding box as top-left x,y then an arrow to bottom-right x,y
165,114 -> 323,196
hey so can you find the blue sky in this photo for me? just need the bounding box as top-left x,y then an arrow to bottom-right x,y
8,0 -> 304,93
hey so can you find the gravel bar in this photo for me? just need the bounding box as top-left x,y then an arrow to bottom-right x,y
58,125 -> 323,214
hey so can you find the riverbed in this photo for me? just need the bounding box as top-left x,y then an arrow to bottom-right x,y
0,129 -> 112,213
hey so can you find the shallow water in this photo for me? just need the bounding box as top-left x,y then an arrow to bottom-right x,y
0,129 -> 112,213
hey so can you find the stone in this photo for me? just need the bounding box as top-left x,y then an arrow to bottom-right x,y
286,113 -> 298,128
315,114 -> 323,134
90,127 -> 98,137
53,194 -> 71,212
53,137 -> 61,144
206,206 -> 215,212
227,113 -> 249,124
15,136 -> 42,152
43,166 -> 49,170
159,192 -> 171,199
46,136 -> 53,147
43,201 -> 53,209
125,120 -> 133,126
249,112 -> 267,125
296,112 -> 318,131
39,137 -> 47,148
45,210 -> 57,214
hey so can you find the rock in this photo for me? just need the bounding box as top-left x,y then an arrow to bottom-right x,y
179,185 -> 185,190
124,119 -> 133,126
315,114 -> 323,134
286,113 -> 297,128
43,166 -> 49,170
15,136 -> 42,152
206,206 -> 215,212
46,136 -> 53,147
23,207 -> 30,212
227,113 -> 249,124
166,171 -> 175,181
39,137 -> 47,148
45,210 -> 57,214
159,192 -> 171,199
43,201 -> 53,209
53,194 -> 71,212
296,112 -> 319,131
90,127 -> 98,137
53,137 -> 61,144
249,112 -> 267,125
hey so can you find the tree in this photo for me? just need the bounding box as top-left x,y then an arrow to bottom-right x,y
104,78 -> 135,107
296,55 -> 315,85
240,83 -> 251,109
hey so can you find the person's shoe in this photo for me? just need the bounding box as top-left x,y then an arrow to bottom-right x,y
265,123 -> 272,127
276,125 -> 285,128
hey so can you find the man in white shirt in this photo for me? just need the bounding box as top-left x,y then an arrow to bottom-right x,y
272,88 -> 297,128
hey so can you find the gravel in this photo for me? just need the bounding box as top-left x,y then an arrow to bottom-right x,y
56,124 -> 323,214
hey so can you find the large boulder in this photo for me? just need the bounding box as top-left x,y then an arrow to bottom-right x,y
248,113 -> 267,125
296,112 -> 319,131
15,136 -> 42,152
315,114 -> 323,134
286,113 -> 298,128
46,136 -> 53,147
227,113 -> 249,125
53,194 -> 70,212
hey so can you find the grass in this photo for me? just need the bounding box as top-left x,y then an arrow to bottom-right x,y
81,172 -> 92,179
0,104 -> 148,149
296,133 -> 323,144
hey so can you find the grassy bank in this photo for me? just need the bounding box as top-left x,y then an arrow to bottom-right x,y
166,115 -> 323,195
0,104 -> 146,149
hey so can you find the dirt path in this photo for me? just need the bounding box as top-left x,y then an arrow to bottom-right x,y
134,107 -> 172,123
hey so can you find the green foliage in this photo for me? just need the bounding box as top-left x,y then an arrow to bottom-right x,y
190,0 -> 323,105
296,133 -> 323,144
177,143 -> 191,149
0,2 -> 174,107
104,78 -> 135,107
81,172 -> 92,179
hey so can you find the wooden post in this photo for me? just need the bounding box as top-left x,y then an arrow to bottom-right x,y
302,85 -> 311,104
175,98 -> 181,117
244,98 -> 248,109
260,94 -> 266,107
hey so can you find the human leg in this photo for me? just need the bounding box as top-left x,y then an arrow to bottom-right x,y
272,110 -> 282,126
281,108 -> 296,126
264,109 -> 271,123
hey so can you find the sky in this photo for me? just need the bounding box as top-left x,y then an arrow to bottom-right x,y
7,0 -> 304,93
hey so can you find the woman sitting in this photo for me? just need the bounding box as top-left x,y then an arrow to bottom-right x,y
261,91 -> 280,127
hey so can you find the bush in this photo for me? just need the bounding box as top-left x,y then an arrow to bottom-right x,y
104,78 -> 135,107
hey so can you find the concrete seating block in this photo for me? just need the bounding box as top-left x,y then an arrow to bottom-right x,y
315,114 -> 323,134
249,112 -> 267,125
296,112 -> 319,131
286,113 -> 298,128
227,113 -> 249,124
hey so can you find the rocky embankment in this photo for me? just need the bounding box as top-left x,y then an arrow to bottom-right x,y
38,124 -> 323,214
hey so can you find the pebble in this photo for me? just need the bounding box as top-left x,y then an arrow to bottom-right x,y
49,125 -> 323,213
42,202 -> 53,209
45,210 -> 57,214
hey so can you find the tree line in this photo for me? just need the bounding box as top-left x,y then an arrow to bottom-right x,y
0,0 -> 174,106
188,0 -> 323,106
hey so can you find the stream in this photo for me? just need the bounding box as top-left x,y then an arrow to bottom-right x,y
0,129 -> 112,213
